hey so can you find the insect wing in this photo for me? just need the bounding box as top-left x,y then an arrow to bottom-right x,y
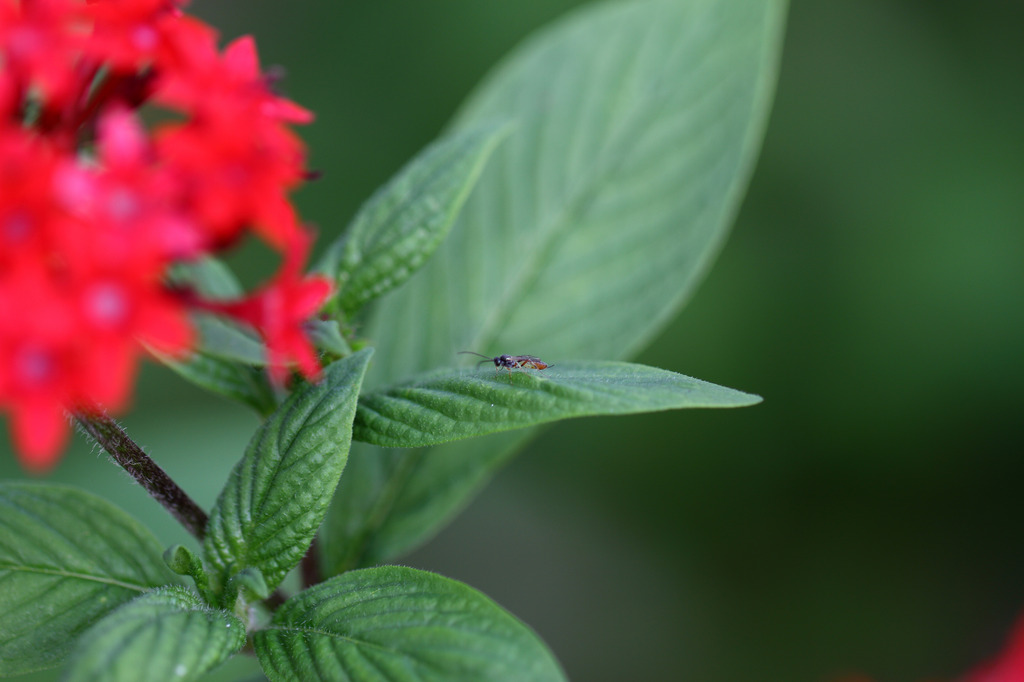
512,355 -> 548,370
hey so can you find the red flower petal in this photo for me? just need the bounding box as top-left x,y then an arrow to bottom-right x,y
11,396 -> 70,473
136,294 -> 194,355
80,337 -> 138,411
222,35 -> 259,80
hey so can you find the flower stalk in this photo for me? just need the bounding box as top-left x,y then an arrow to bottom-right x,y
75,411 -> 208,539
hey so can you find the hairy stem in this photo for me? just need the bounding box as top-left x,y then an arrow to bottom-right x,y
76,412 -> 209,539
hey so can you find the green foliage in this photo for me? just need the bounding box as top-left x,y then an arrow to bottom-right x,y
366,0 -> 785,383
0,483 -> 177,675
305,318 -> 353,358
203,349 -> 372,599
355,360 -> 760,447
0,2 -> 782,679
318,123 -> 510,316
253,566 -> 567,682
154,346 -> 277,414
164,545 -> 216,605
171,258 -> 268,366
157,258 -> 277,413
188,314 -> 269,367
323,0 -> 785,572
62,586 -> 245,682
172,256 -> 245,300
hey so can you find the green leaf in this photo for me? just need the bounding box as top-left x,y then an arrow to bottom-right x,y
169,257 -> 268,366
154,347 -> 277,415
153,260 -> 276,412
323,0 -> 785,570
62,586 -> 245,682
164,545 -> 215,605
192,312 -> 268,366
306,318 -> 353,358
367,0 -> 786,382
203,348 -> 373,599
317,123 -> 509,315
354,360 -> 760,448
331,358 -> 761,567
322,434 -> 532,570
0,482 -> 178,675
171,257 -> 245,300
254,566 -> 566,682
156,260 -> 278,411
226,566 -> 270,603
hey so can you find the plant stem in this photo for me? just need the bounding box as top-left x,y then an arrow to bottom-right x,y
75,412 -> 209,540
300,537 -> 322,588
264,589 -> 286,611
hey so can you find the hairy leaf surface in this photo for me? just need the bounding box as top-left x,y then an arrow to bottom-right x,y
62,586 -> 245,682
254,566 -> 566,682
0,483 -> 177,675
203,349 -> 372,596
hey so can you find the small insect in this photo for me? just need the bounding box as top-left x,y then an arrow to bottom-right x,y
458,351 -> 550,382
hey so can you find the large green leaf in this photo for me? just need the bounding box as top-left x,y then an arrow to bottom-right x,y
354,360 -> 760,447
367,0 -> 786,382
254,566 -> 566,682
62,586 -> 245,682
203,349 -> 372,598
323,0 -> 786,570
317,123 -> 509,316
0,482 -> 177,675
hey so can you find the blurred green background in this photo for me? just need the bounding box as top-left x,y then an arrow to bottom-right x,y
4,1 -> 1023,680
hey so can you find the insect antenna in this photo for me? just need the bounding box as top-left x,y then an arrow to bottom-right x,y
458,350 -> 493,367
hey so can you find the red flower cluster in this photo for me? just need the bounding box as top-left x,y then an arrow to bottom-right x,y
0,0 -> 333,470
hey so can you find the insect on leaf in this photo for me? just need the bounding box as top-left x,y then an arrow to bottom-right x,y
354,360 -> 761,448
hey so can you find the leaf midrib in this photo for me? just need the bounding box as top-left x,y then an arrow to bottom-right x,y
0,564 -> 153,592
468,5 -> 710,353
